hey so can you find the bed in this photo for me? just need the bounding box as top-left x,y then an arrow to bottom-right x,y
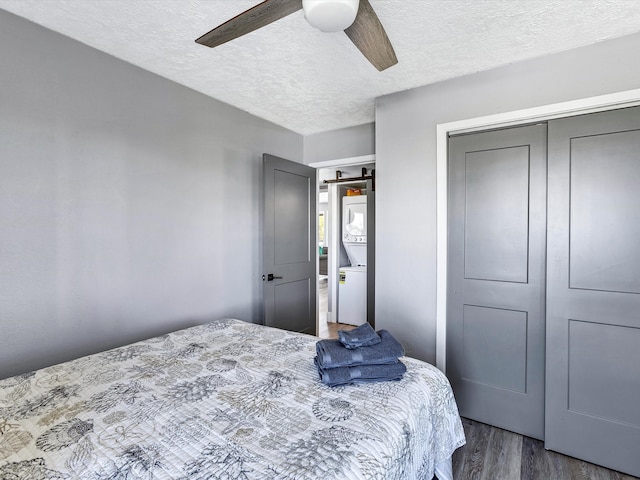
0,318 -> 465,479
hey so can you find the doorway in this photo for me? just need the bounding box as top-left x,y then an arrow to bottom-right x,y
311,158 -> 375,339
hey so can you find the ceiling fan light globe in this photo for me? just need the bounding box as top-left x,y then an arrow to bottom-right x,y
302,0 -> 360,33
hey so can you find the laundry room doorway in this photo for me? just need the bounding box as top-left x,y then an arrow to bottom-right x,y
310,156 -> 375,339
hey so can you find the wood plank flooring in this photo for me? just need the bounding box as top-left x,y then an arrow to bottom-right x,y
319,320 -> 355,339
451,418 -> 639,480
317,276 -> 356,339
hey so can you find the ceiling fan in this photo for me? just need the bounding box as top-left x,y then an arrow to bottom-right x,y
195,0 -> 398,71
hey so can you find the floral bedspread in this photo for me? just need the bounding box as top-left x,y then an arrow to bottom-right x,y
0,319 -> 465,479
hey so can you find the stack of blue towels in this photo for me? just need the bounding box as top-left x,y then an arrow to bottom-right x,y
315,323 -> 406,387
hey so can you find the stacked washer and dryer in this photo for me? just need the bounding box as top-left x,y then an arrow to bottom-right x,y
338,194 -> 368,326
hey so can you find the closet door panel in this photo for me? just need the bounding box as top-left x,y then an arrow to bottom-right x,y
546,106 -> 640,478
569,130 -> 640,294
464,146 -> 530,283
568,319 -> 640,427
462,305 -> 528,393
447,123 -> 547,440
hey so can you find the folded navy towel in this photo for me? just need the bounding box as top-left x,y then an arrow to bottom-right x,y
316,329 -> 404,368
316,359 -> 407,387
338,322 -> 381,349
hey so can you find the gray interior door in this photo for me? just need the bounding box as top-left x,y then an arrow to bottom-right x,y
546,107 -> 640,477
447,124 -> 547,440
263,154 -> 316,335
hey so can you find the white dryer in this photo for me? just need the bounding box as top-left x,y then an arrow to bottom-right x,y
342,195 -> 367,267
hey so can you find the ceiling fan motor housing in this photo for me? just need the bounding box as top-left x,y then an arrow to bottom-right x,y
302,0 -> 360,32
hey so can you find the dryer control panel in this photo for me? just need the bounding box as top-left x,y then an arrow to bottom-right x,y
344,233 -> 366,243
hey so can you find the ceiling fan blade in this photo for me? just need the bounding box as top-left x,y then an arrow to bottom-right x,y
344,0 -> 397,71
196,0 -> 303,48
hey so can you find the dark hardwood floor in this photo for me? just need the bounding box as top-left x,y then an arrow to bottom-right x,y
451,417 -> 639,480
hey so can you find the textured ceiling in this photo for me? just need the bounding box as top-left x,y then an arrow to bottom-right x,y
2,0 -> 640,135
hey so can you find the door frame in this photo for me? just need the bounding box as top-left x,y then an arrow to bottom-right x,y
435,88 -> 640,371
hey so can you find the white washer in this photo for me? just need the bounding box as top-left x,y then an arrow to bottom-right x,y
338,266 -> 367,326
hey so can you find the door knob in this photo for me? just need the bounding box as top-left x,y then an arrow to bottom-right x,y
263,273 -> 283,282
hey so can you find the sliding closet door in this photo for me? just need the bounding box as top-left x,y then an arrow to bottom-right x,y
546,107 -> 640,477
447,124 -> 547,440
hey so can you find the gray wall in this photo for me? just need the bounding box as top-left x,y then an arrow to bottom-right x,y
375,31 -> 640,364
0,10 -> 302,379
303,122 -> 375,163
